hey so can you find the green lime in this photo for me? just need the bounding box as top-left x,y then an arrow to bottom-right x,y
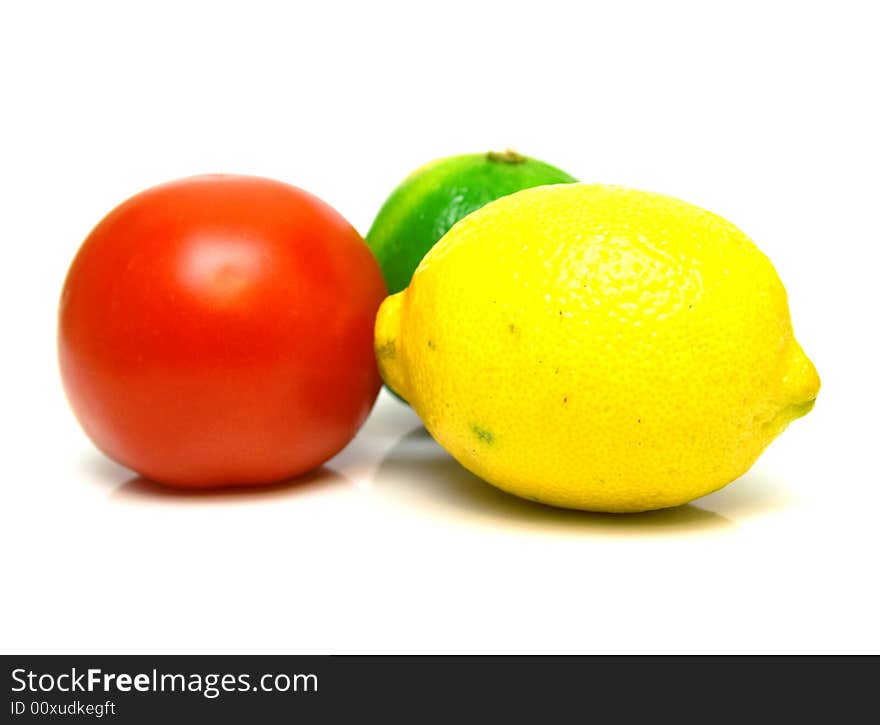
366,150 -> 577,294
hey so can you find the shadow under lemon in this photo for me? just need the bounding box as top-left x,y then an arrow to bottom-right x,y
109,465 -> 350,504
373,428 -> 795,535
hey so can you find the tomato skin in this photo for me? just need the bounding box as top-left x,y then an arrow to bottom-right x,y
59,175 -> 386,487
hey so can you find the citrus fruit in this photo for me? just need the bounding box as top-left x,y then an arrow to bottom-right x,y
366,150 -> 576,295
375,183 -> 819,512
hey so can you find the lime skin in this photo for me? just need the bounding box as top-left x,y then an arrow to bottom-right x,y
367,150 -> 577,295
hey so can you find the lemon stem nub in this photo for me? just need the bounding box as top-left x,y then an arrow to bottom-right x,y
374,292 -> 409,401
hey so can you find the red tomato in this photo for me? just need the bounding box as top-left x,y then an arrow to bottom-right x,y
59,175 -> 386,487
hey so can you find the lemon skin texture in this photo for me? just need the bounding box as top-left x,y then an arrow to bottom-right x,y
366,150 -> 577,295
375,184 -> 820,513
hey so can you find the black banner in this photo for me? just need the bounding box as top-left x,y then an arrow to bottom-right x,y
2,655 -> 875,722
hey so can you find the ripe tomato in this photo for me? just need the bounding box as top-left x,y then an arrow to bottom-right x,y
59,175 -> 386,487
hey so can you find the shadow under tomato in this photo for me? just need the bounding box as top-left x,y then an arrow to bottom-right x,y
373,428 -> 744,536
110,465 -> 349,504
78,452 -> 137,488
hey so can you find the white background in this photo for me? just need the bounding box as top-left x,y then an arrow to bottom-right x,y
1,1 -> 877,653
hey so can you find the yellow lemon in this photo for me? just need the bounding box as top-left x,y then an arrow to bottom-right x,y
375,184 -> 819,513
